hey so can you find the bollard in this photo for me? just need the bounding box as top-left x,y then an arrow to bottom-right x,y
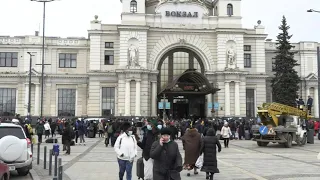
58,166 -> 63,180
31,143 -> 33,154
54,154 -> 58,176
44,146 -> 47,169
37,143 -> 40,165
58,158 -> 62,166
49,149 -> 53,176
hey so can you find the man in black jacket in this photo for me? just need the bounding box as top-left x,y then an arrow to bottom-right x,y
137,120 -> 159,180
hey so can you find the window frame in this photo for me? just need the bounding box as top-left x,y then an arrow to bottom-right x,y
57,89 -> 76,116
59,53 -> 77,68
105,42 -> 114,48
244,45 -> 251,51
244,53 -> 252,68
0,52 -> 18,67
246,88 -> 255,117
0,88 -> 16,116
130,0 -> 137,13
101,87 -> 115,116
104,50 -> 114,65
227,4 -> 233,16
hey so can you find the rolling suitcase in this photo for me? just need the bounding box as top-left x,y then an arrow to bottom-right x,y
136,157 -> 144,179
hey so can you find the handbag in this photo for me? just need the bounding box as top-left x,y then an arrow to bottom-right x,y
195,155 -> 203,169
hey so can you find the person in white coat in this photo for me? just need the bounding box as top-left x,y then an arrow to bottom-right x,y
114,122 -> 138,180
44,121 -> 51,139
221,122 -> 232,148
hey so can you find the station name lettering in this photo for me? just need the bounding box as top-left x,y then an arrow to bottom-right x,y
165,11 -> 198,18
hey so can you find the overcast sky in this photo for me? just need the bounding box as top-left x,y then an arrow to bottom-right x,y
0,0 -> 319,42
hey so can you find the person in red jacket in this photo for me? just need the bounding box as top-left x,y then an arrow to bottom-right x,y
314,121 -> 319,136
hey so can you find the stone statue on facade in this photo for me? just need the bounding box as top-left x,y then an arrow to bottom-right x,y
226,46 -> 237,69
128,44 -> 139,67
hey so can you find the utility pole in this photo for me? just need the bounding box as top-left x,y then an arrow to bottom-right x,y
317,47 -> 320,118
27,52 -> 35,119
31,0 -> 55,117
162,93 -> 167,121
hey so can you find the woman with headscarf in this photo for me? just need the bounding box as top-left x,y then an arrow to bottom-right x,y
221,122 -> 232,148
150,127 -> 183,180
200,128 -> 221,180
181,125 -> 202,176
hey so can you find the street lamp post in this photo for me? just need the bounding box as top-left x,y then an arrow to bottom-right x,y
31,0 -> 55,117
27,52 -> 35,118
307,9 -> 320,118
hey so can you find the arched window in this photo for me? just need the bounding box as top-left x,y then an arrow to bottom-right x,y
130,0 -> 137,13
227,4 -> 233,16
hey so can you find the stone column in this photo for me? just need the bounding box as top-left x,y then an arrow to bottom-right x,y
34,84 -> 40,116
135,80 -> 141,116
151,81 -> 157,117
234,81 -> 240,116
206,93 -> 212,117
314,88 -> 318,118
24,84 -> 29,116
125,80 -> 131,116
224,82 -> 230,116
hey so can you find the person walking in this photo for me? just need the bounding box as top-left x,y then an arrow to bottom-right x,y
200,128 -> 221,180
181,126 -> 202,176
114,122 -> 138,180
221,122 -> 231,148
150,127 -> 183,180
44,121 -> 51,139
137,119 -> 159,180
78,120 -> 86,145
35,121 -> 44,143
62,121 -> 72,155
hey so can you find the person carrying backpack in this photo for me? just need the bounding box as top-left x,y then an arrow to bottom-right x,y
105,122 -> 114,147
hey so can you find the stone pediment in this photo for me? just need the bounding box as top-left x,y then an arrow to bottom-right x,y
26,68 -> 40,76
305,73 -> 318,81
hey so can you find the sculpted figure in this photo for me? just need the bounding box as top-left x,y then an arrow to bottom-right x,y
227,46 -> 236,65
128,44 -> 139,67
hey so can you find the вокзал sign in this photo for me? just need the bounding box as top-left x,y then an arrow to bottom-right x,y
165,11 -> 198,18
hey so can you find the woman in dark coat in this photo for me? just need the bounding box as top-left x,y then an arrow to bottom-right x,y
200,128 -> 221,180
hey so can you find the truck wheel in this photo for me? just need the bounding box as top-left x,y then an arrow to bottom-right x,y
284,134 -> 292,148
257,141 -> 268,146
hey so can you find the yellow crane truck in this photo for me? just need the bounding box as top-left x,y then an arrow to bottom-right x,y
251,103 -> 311,148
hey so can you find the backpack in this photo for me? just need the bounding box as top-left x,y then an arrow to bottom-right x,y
107,125 -> 114,134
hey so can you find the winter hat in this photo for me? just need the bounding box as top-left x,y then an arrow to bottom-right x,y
160,127 -> 171,135
148,119 -> 158,127
121,122 -> 131,132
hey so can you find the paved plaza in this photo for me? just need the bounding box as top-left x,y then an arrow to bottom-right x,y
29,135 -> 320,180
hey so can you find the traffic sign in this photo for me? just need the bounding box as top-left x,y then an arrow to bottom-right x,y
259,126 -> 268,135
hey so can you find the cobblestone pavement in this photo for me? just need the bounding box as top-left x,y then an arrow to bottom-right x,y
30,134 -> 320,180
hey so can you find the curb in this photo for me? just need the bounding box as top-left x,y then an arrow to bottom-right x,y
29,169 -> 41,180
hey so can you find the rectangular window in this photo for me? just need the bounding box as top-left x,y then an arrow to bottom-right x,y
244,45 -> 251,51
246,89 -> 255,117
0,52 -> 18,67
101,87 -> 115,116
0,88 -> 16,116
58,89 -> 76,116
104,51 -> 114,65
105,42 -> 114,48
59,53 -> 77,68
244,53 -> 251,68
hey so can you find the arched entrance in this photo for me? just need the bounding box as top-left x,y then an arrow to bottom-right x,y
157,48 -> 219,119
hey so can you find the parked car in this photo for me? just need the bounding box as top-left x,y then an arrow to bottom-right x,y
0,160 -> 9,180
0,122 -> 32,176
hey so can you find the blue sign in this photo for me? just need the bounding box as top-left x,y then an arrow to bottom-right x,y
259,126 -> 268,135
214,102 -> 219,110
208,103 -> 213,109
158,102 -> 170,109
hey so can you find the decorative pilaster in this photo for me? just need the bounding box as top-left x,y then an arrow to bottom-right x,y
224,82 -> 230,116
34,84 -> 40,116
135,80 -> 141,116
314,88 -> 318,118
24,84 -> 29,116
234,82 -> 240,116
125,80 -> 131,116
151,81 -> 157,117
